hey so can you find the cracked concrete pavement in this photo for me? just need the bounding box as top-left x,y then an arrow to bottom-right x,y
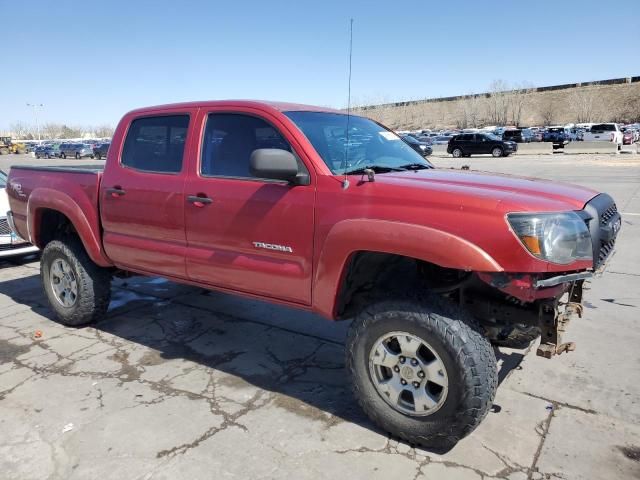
1,154 -> 640,479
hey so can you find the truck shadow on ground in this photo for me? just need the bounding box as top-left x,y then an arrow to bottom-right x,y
0,271 -> 525,453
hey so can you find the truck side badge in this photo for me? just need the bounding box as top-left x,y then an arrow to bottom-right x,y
252,242 -> 293,253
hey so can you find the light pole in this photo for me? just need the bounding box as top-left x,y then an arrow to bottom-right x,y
26,103 -> 44,143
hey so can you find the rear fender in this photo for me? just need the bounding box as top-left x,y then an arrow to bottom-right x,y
313,219 -> 503,318
28,188 -> 112,267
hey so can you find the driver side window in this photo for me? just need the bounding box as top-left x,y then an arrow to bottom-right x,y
201,113 -> 292,178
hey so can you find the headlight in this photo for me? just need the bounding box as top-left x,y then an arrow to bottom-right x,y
507,212 -> 592,264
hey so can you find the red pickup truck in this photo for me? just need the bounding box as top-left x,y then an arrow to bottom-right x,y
7,100 -> 621,449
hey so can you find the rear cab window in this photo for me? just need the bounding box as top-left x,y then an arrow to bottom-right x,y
121,115 -> 190,173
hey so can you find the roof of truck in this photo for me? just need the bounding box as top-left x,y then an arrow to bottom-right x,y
126,100 -> 343,116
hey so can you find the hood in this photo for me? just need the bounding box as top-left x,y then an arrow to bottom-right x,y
378,168 -> 598,213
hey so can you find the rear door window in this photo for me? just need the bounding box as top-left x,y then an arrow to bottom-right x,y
121,115 -> 190,173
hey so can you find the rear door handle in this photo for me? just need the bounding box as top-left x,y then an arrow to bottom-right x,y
106,187 -> 126,197
187,195 -> 213,207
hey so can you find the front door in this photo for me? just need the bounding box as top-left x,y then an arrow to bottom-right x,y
100,113 -> 192,278
184,111 -> 315,304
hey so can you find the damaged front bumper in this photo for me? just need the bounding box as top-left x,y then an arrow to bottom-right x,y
469,271 -> 595,359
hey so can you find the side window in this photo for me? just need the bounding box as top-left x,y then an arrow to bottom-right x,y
121,115 -> 189,173
201,113 -> 292,178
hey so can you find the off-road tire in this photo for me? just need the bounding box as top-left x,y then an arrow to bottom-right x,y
346,296 -> 497,450
41,239 -> 111,326
452,148 -> 463,158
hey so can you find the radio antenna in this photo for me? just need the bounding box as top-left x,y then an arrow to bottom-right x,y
342,18 -> 354,189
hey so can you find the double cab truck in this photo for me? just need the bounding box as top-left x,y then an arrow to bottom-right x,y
583,123 -> 624,148
7,100 -> 621,449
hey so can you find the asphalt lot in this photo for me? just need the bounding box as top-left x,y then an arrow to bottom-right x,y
1,153 -> 640,480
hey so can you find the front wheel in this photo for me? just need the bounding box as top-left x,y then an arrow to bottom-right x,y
346,297 -> 497,449
75,152 -> 80,159
491,147 -> 504,157
452,148 -> 463,158
41,239 -> 111,326
95,153 -> 101,160
61,152 -> 66,159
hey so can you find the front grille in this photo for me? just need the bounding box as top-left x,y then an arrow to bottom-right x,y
600,203 -> 617,226
0,218 -> 12,235
583,194 -> 620,269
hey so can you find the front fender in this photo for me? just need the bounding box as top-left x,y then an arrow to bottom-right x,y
312,219 -> 502,319
28,188 -> 112,267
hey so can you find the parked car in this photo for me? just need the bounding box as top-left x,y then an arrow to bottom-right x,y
582,123 -> 623,148
502,128 -> 535,143
401,134 -> 433,157
542,127 -> 570,148
59,143 -> 95,159
431,135 -> 451,145
7,100 -> 620,449
34,145 -> 61,159
447,132 -> 517,157
623,131 -> 635,145
93,142 -> 110,159
0,170 -> 39,259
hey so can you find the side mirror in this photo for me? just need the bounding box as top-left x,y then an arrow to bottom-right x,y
250,148 -> 309,185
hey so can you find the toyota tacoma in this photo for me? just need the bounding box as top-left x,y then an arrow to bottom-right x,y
7,101 -> 621,449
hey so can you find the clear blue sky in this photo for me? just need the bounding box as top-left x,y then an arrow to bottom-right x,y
2,0 -> 638,129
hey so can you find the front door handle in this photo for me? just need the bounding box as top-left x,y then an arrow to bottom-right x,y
187,195 -> 213,207
106,187 -> 126,197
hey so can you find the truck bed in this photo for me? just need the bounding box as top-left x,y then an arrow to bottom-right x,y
7,165 -> 105,262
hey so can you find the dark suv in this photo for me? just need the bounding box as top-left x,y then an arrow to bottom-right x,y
503,128 -> 535,143
92,142 -> 110,160
447,133 -> 517,157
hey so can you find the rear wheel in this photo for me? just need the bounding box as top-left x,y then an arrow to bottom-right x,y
75,152 -> 80,159
347,297 -> 497,449
95,153 -> 101,160
61,152 -> 66,159
452,148 -> 463,158
41,239 -> 111,326
491,147 -> 504,157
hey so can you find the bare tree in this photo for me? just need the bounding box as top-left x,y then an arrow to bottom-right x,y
93,124 -> 115,138
457,93 -> 483,129
569,84 -> 600,123
508,82 -> 534,126
9,121 -> 31,139
486,80 -> 510,126
538,99 -> 556,126
42,123 -> 63,139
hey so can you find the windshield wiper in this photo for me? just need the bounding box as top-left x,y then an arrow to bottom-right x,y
397,163 -> 431,171
344,165 -> 405,175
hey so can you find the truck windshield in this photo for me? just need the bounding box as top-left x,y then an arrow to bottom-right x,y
284,111 -> 432,174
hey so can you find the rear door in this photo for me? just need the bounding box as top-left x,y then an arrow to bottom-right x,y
100,112 -> 194,278
471,134 -> 486,154
183,108 -> 315,304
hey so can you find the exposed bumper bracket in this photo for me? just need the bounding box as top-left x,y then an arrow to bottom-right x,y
534,271 -> 592,289
536,282 -> 584,358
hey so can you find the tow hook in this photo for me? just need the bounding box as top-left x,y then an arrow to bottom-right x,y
537,301 -> 583,359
